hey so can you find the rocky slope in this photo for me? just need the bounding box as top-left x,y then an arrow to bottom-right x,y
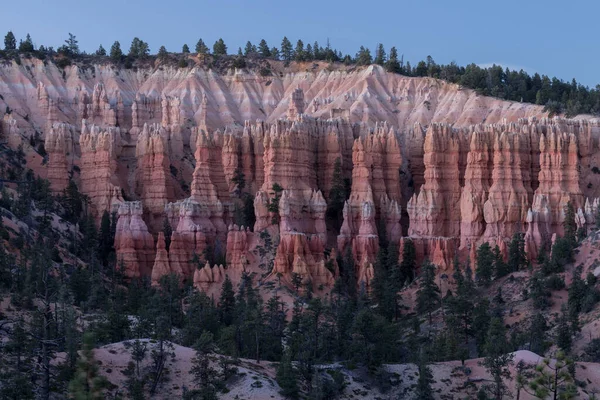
3,57 -> 600,294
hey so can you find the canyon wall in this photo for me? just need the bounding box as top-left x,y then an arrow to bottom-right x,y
2,59 -> 600,295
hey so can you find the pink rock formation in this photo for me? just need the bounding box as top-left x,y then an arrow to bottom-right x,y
114,201 -> 155,278
44,122 -> 76,192
136,123 -> 175,229
79,121 -> 124,217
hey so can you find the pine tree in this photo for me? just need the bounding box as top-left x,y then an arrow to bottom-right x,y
374,43 -> 386,65
258,39 -> 270,57
212,38 -> 227,56
189,331 -> 219,400
355,46 -> 372,65
415,359 -> 435,400
294,40 -> 305,62
4,31 -> 16,50
507,232 -> 527,272
182,44 -> 190,53
95,45 -> 106,56
529,312 -> 548,355
128,37 -> 149,58
244,41 -> 253,56
68,333 -> 109,399
110,41 -> 123,62
385,46 -> 401,73
482,317 -> 514,400
563,201 -> 577,248
218,275 -> 236,326
556,305 -> 572,352
18,34 -> 34,52
0,318 -> 34,399
326,157 -> 346,230
416,261 -> 441,324
158,45 -> 168,61
281,36 -> 293,62
476,242 -> 495,286
277,351 -> 299,399
399,238 -> 416,283
529,352 -> 577,400
195,39 -> 209,54
65,33 -> 79,55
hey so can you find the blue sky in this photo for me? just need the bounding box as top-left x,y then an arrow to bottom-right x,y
3,0 -> 598,86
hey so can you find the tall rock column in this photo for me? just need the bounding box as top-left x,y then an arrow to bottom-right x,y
114,201 -> 155,278
44,122 -> 76,192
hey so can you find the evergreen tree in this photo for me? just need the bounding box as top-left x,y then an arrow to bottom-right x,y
563,201 -> 577,248
507,232 -> 527,272
355,46 -> 372,65
529,312 -> 548,355
270,47 -> 280,60
399,238 -> 416,283
482,317 -> 514,400
195,39 -> 209,54
218,275 -> 236,326
476,242 -> 495,286
110,41 -> 123,62
326,157 -> 346,230
128,37 -> 150,58
182,44 -> 190,53
416,260 -> 441,324
65,33 -> 79,55
18,34 -> 34,52
95,45 -> 106,56
529,352 -> 577,400
281,36 -> 293,62
4,30 -> 16,51
0,318 -> 34,399
373,43 -> 386,65
472,299 -> 491,353
385,46 -> 401,73
158,45 -> 168,61
68,333 -> 109,399
276,351 -> 298,399
244,41 -> 253,56
189,332 -> 220,400
294,40 -> 305,62
556,305 -> 572,352
492,245 -> 509,278
98,210 -> 114,266
258,39 -> 270,57
415,359 -> 435,400
212,38 -> 227,56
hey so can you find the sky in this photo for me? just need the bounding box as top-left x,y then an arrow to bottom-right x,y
3,0 -> 598,87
